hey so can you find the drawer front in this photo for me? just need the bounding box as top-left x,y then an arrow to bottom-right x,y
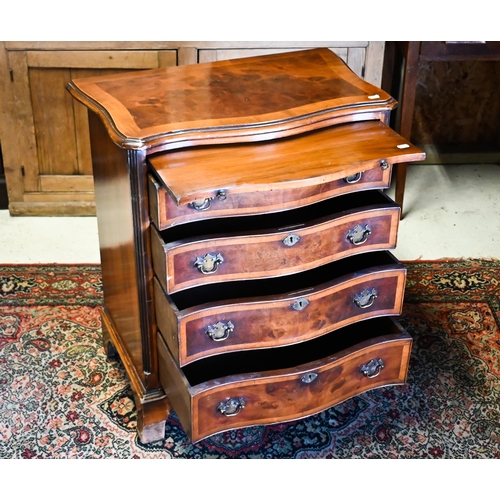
148,120 -> 424,210
148,165 -> 392,230
152,205 -> 400,293
154,263 -> 406,365
157,319 -> 412,442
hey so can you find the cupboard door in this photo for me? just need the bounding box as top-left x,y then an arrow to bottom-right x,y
196,42 -> 385,86
2,47 -> 176,215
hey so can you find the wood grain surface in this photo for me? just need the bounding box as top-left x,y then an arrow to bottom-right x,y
158,317 -> 412,442
154,252 -> 406,365
67,49 -> 396,150
152,197 -> 400,293
149,120 -> 424,206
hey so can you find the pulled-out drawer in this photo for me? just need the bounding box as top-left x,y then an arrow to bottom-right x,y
148,167 -> 393,231
148,120 -> 424,230
151,190 -> 400,293
157,316 -> 412,442
154,251 -> 406,366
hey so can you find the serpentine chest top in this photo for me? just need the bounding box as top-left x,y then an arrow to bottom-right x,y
68,48 -> 425,443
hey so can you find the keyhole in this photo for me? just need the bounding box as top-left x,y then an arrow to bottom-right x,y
291,298 -> 309,311
282,234 -> 301,247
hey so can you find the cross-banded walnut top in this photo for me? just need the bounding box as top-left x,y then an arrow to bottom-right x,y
67,49 -> 396,151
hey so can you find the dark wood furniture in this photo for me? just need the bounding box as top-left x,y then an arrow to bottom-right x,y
68,49 -> 424,443
0,144 -> 7,209
382,41 -> 500,217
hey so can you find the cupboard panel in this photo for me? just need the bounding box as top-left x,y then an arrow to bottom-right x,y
1,46 -> 177,215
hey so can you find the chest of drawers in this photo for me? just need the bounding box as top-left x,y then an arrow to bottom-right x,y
68,49 -> 425,443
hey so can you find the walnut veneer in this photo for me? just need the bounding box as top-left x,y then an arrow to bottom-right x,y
68,49 -> 424,443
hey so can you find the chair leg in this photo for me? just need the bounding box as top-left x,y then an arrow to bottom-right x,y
395,162 -> 408,219
393,43 -> 420,220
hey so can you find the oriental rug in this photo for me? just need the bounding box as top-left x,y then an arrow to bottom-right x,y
1,260 -> 500,458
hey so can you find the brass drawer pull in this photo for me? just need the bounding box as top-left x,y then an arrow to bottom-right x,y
189,190 -> 227,211
206,320 -> 234,342
301,372 -> 318,384
360,358 -> 385,378
190,197 -> 213,211
353,288 -> 378,309
346,223 -> 371,245
194,253 -> 224,274
217,397 -> 245,417
344,171 -> 364,184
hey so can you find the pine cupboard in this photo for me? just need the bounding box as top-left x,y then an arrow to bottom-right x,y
0,41 -> 385,216
0,42 -> 177,216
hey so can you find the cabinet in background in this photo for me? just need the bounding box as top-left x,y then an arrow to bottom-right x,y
0,42 -> 177,216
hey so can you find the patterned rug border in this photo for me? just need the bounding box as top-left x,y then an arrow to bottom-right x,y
2,259 -> 500,307
2,259 -> 500,457
1,258 -> 498,274
2,258 -> 498,270
0,264 -> 103,306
